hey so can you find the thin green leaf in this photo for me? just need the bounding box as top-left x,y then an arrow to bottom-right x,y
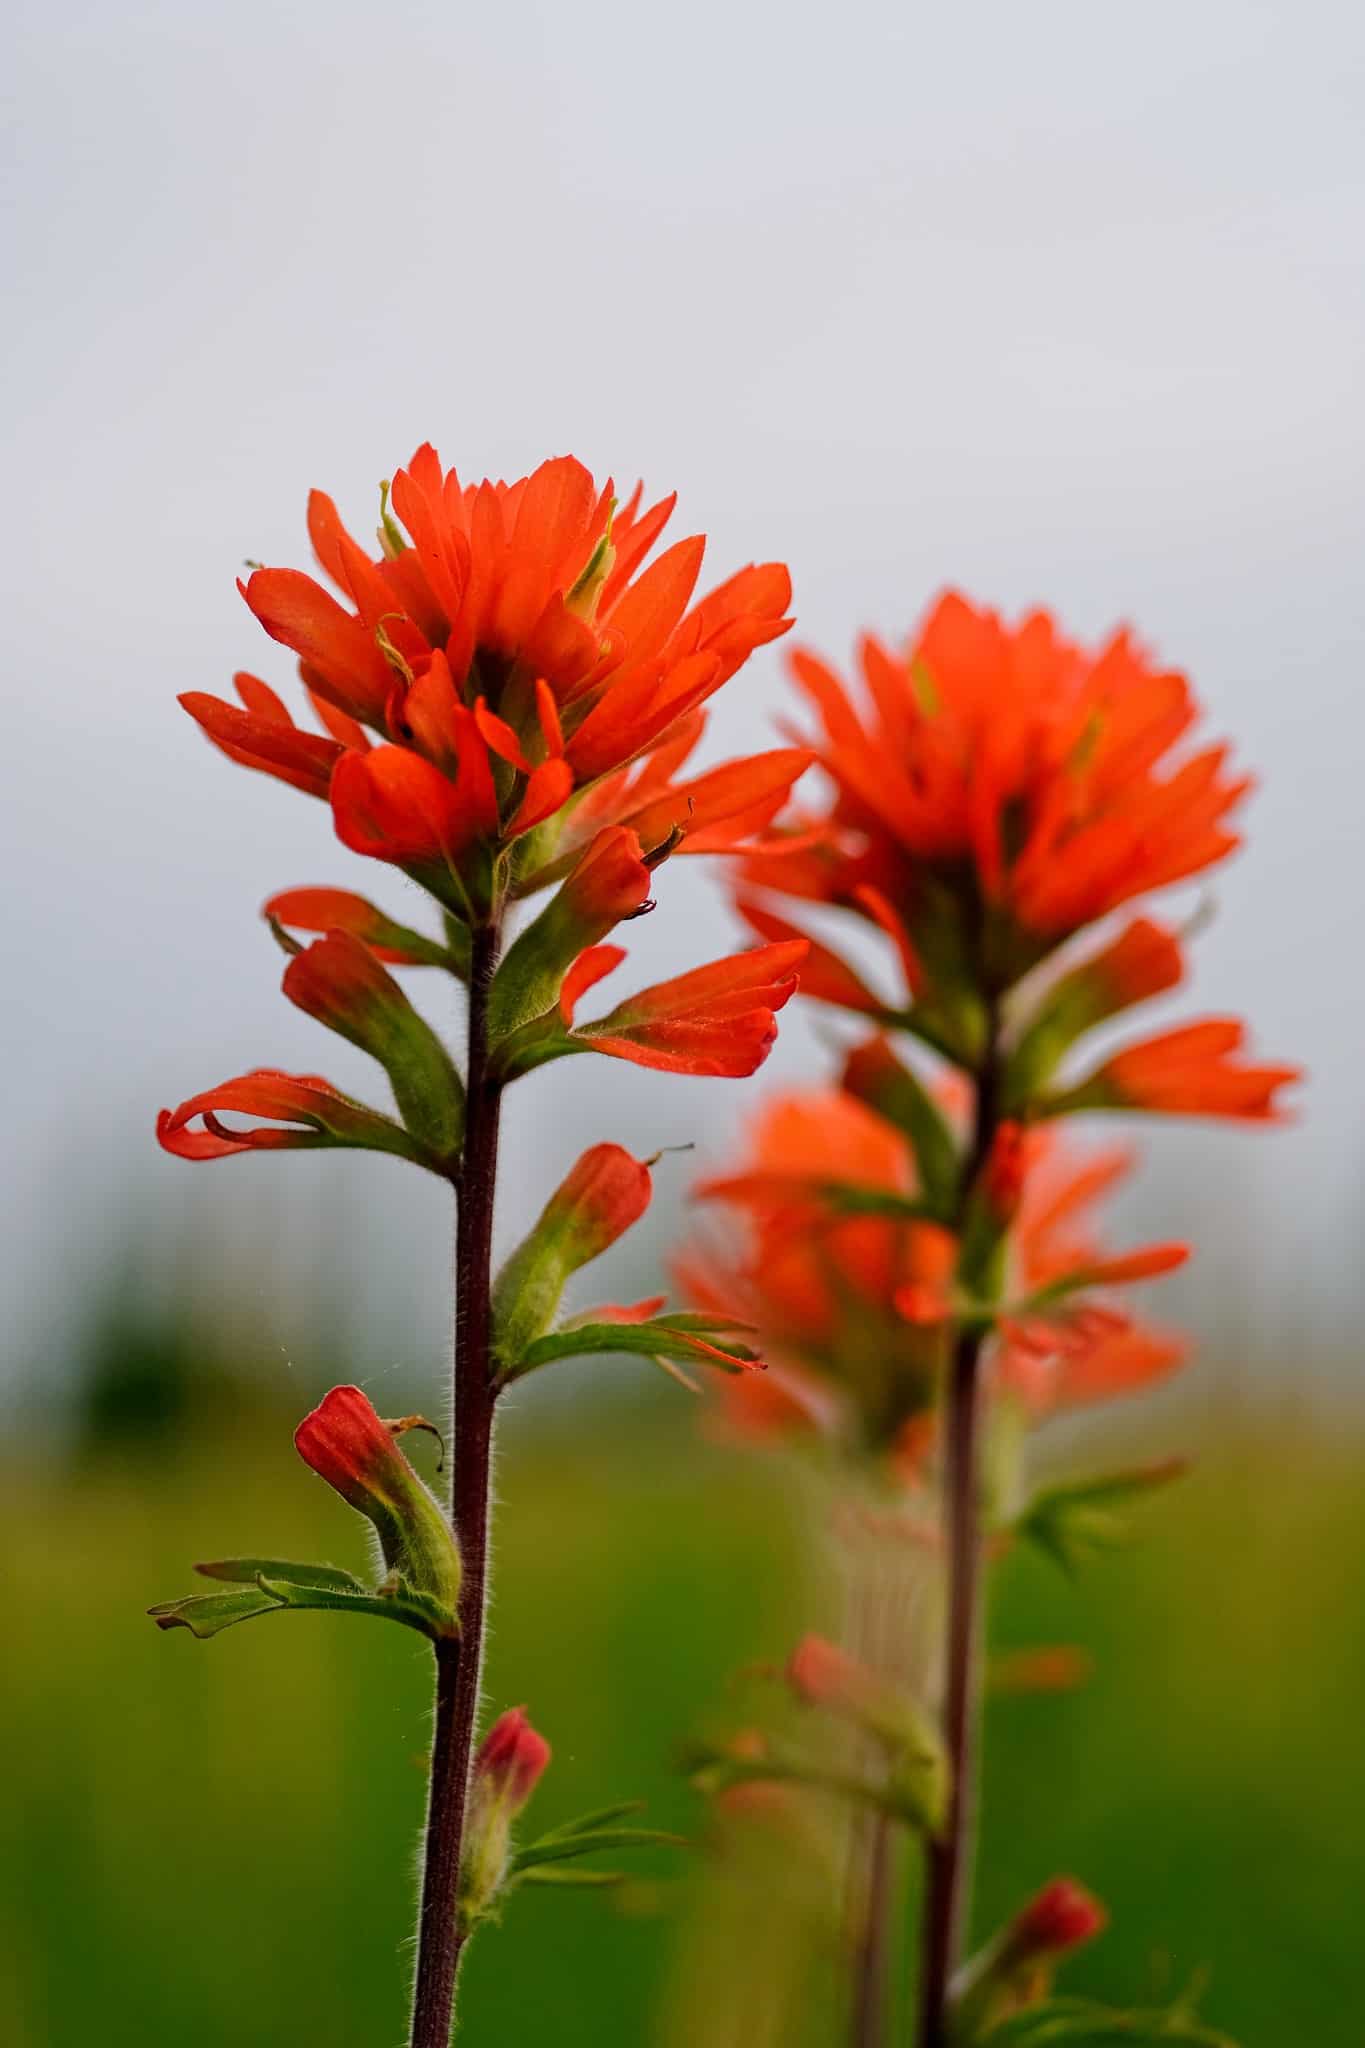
506,1319 -> 760,1384
1018,1459 -> 1188,1576
982,1994 -> 1236,2046
148,1587 -> 283,1638
517,1867 -> 628,1889
149,1572 -> 454,1643
194,1558 -> 363,1593
531,1801 -> 647,1841
510,1827 -> 688,1875
257,1574 -> 454,1639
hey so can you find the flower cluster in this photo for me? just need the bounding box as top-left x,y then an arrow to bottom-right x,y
159,449 -> 810,1165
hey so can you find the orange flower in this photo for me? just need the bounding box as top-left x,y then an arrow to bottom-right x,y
183,451 -> 797,907
1048,1018 -> 1300,1122
742,590 -> 1252,1001
680,1085 -> 1187,1455
994,1127 -> 1188,1418
678,1089 -> 957,1451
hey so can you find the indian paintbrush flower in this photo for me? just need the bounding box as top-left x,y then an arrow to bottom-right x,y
152,445 -> 805,2048
182,450 -> 801,918
688,588 -> 1296,2048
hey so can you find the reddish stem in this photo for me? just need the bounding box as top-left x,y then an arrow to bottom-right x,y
410,921 -> 502,2048
915,1032 -> 999,2047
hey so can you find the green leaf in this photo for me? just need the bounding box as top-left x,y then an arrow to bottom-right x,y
282,934 -> 464,1160
842,1038 -> 961,1217
981,1994 -> 1236,2045
510,1825 -> 688,1875
1017,1459 -> 1189,1575
256,1574 -> 453,1638
505,1316 -> 760,1384
531,1801 -> 647,1839
194,1558 -> 363,1592
488,828 -> 652,1040
683,1739 -> 942,1833
148,1567 -> 455,1642
148,1587 -> 283,1638
798,1183 -> 941,1224
518,1867 -> 628,1889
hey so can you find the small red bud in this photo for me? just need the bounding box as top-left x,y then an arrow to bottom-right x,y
474,1707 -> 551,1813
1012,1876 -> 1107,1957
459,1707 -> 552,1931
787,1634 -> 869,1712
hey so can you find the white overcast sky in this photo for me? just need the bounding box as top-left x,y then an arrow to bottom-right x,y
3,0 -> 1363,1391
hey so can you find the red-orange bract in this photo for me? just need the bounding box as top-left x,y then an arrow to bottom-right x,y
756,590 -> 1248,958
182,450 -> 803,909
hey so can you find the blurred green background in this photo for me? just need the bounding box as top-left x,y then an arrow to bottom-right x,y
6,1268 -> 1362,2047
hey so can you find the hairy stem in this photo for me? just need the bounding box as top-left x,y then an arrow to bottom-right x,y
915,1030 -> 999,2048
410,920 -> 503,2048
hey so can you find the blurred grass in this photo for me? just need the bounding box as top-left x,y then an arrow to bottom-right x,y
5,1377 -> 1364,2045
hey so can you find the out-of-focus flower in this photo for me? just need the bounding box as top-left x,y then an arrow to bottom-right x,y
743,592 -> 1250,1008
678,1089 -> 957,1453
680,1087 -> 1188,1458
952,1875 -> 1107,2035
1044,1018 -> 1300,1122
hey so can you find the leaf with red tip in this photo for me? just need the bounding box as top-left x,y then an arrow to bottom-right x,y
282,932 -> 463,1156
491,1144 -> 655,1369
155,1068 -> 440,1170
488,828 -> 652,1039
265,887 -> 456,967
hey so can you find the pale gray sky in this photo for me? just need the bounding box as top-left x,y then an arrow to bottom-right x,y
4,0 -> 1363,1388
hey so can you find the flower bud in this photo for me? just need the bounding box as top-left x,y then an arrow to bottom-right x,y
491,1144 -> 653,1368
282,932 -> 464,1160
786,1635 -> 946,1826
1011,1876 -> 1108,1958
459,1708 -> 552,1930
951,1874 -> 1106,2036
487,827 -> 653,1038
294,1386 -> 461,1626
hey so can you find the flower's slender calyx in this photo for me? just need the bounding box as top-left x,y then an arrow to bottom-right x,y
294,1385 -> 462,1623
